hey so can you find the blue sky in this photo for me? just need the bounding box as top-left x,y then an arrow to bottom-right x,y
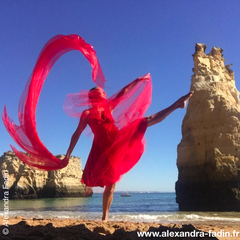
1,1 -> 240,192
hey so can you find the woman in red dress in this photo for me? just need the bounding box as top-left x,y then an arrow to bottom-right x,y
2,34 -> 193,221
64,80 -> 192,221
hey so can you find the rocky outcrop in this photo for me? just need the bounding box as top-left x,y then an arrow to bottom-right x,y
0,151 -> 92,199
176,43 -> 240,211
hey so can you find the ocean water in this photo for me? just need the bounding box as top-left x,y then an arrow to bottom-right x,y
1,192 -> 239,225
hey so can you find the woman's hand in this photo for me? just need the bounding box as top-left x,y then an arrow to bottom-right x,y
61,157 -> 69,168
137,73 -> 150,83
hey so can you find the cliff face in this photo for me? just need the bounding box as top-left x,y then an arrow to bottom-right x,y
0,151 -> 92,199
176,44 -> 240,211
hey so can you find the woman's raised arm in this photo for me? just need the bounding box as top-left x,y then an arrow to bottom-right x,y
109,74 -> 149,111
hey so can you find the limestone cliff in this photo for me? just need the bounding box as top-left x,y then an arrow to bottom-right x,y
176,43 -> 240,211
0,151 -> 92,199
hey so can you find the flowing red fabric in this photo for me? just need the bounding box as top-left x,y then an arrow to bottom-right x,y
2,35 -> 106,171
2,34 -> 152,187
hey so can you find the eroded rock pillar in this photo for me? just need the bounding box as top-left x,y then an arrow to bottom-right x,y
176,44 -> 240,211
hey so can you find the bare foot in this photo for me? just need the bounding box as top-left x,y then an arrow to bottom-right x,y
175,91 -> 194,109
102,215 -> 108,222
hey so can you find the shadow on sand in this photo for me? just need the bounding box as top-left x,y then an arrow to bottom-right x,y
0,220 -> 219,240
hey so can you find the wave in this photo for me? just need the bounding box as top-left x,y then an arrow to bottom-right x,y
111,212 -> 240,223
183,213 -> 240,222
1,211 -> 239,224
0,210 -> 100,220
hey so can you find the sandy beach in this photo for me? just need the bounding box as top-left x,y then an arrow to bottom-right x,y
1,216 -> 239,240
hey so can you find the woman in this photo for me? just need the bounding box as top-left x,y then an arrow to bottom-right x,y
2,34 -> 192,221
64,76 -> 193,221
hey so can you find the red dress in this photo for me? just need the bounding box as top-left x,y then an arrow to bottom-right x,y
82,107 -> 148,187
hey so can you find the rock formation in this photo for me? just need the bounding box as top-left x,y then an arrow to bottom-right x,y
176,43 -> 240,211
0,151 -> 93,199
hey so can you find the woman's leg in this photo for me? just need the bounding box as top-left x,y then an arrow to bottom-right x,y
146,91 -> 193,127
102,183 -> 116,221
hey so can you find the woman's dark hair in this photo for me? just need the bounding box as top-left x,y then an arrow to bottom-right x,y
88,87 -> 99,99
90,87 -> 98,91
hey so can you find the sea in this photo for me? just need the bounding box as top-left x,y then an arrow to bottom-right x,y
1,192 -> 239,225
